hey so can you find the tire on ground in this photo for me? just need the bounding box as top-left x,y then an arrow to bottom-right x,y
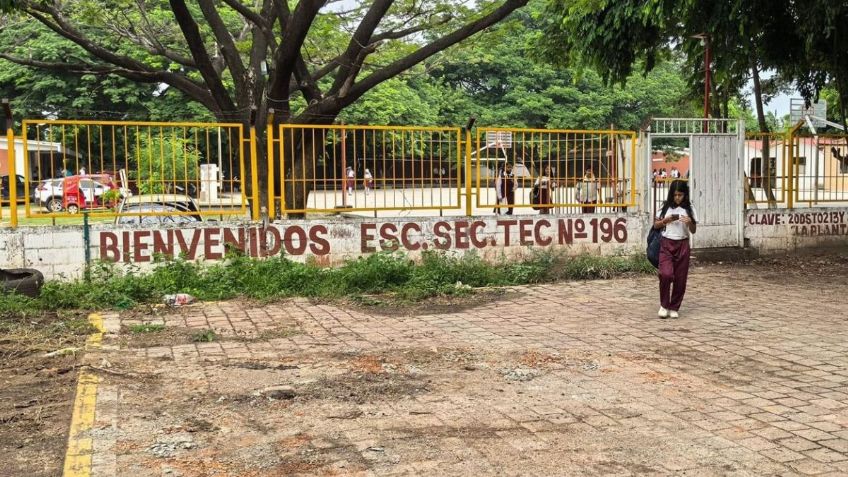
1,268 -> 45,298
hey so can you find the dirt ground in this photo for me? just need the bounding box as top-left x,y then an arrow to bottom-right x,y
0,311 -> 92,477
4,253 -> 848,476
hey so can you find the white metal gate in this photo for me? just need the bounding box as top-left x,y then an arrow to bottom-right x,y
649,119 -> 745,248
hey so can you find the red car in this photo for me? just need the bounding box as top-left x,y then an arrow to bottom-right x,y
61,174 -> 121,214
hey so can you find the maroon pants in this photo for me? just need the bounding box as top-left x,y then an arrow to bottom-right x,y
658,237 -> 691,311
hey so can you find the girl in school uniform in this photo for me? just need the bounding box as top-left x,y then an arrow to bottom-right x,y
654,180 -> 697,319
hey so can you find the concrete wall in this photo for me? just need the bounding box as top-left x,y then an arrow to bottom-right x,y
0,214 -> 645,280
745,207 -> 848,254
5,207 -> 847,281
0,225 -> 87,279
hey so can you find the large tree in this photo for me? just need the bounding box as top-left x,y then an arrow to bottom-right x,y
538,0 -> 847,128
1,0 -> 528,214
428,8 -> 695,131
537,0 -> 841,206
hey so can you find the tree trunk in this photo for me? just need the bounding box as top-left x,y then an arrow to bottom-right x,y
752,64 -> 777,207
280,111 -> 340,219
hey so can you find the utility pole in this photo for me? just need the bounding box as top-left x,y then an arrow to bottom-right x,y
692,33 -> 711,132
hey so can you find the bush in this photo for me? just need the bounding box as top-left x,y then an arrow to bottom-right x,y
130,134 -> 201,194
0,250 -> 654,316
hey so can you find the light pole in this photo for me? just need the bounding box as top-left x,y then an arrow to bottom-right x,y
692,33 -> 711,129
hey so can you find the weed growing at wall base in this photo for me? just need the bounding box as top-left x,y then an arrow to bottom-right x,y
0,251 -> 653,316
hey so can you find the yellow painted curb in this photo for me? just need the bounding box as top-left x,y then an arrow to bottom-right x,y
63,313 -> 104,477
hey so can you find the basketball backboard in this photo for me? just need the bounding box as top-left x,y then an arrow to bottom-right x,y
790,98 -> 827,128
485,131 -> 512,148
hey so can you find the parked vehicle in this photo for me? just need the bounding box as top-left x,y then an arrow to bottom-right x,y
62,174 -> 122,213
115,194 -> 203,225
33,178 -> 66,212
0,174 -> 27,202
34,174 -> 124,213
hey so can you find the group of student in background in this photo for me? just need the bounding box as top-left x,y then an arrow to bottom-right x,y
494,163 -> 600,215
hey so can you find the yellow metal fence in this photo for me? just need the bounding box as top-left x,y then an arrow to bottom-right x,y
744,126 -> 848,208
789,131 -> 848,207
744,132 -> 789,206
474,128 -> 637,214
16,120 -> 250,223
4,119 -> 645,227
268,124 -> 463,217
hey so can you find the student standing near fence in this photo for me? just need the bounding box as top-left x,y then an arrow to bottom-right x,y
363,168 -> 373,195
494,162 -> 516,215
346,166 -> 355,196
654,180 -> 697,319
534,164 -> 556,215
577,167 -> 598,213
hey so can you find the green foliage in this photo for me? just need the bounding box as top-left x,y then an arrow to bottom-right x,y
340,78 -> 438,126
129,323 -> 165,333
536,0 -> 848,127
428,8 -> 694,129
0,0 -> 697,130
0,250 -> 654,316
192,329 -> 217,342
0,17 -> 208,122
130,134 -> 201,194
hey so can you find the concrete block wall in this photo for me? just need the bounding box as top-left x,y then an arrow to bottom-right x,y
1,213 -> 646,281
745,207 -> 848,254
6,207 -> 845,282
0,226 -> 88,279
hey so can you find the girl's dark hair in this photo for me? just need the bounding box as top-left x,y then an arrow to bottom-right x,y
663,180 -> 696,224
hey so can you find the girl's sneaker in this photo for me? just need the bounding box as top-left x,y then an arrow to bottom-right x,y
658,307 -> 669,319
670,310 -> 679,319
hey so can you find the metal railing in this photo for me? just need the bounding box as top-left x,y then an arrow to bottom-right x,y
270,124 -> 463,217
744,132 -> 789,206
473,128 -> 637,214
652,118 -> 740,135
4,117 -> 646,227
19,120 -> 251,221
652,177 -> 689,217
788,129 -> 848,207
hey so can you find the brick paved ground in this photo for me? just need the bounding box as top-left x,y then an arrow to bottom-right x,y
85,261 -> 848,476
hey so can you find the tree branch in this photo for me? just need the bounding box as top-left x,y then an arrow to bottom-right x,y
220,0 -> 267,28
18,2 -> 219,111
130,0 -> 196,67
328,0 -> 394,96
197,0 -> 247,101
0,53 -> 218,112
266,0 -> 326,105
23,4 -> 157,77
294,55 -> 322,104
333,0 -> 528,109
168,0 -> 236,113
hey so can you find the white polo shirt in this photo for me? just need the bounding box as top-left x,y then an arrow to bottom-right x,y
657,205 -> 698,240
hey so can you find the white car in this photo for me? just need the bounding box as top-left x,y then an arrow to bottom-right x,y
33,178 -> 65,212
115,194 -> 203,225
33,176 -> 120,212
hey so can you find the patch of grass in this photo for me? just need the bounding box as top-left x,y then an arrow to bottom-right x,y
0,249 -> 654,316
128,323 -> 165,334
192,329 -> 217,343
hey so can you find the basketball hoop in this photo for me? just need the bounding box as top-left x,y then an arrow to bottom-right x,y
790,98 -> 827,128
486,131 -> 512,149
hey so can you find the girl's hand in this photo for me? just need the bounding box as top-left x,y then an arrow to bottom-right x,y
679,216 -> 692,225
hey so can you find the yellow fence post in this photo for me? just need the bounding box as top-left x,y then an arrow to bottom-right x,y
3,100 -> 17,228
788,122 -> 802,209
279,125 -> 286,216
465,128 -> 472,217
249,121 -> 260,221
266,110 -> 276,220
630,132 -> 637,209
